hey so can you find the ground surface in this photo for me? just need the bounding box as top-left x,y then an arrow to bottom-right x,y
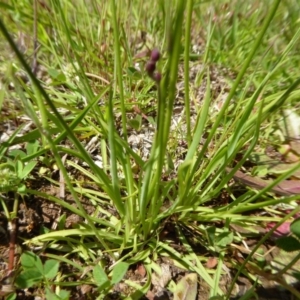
1,64 -> 299,299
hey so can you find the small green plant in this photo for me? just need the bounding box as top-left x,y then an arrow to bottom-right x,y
0,137 -> 40,297
275,218 -> 300,251
0,139 -> 39,193
206,226 -> 234,253
93,261 -> 129,294
14,251 -> 69,300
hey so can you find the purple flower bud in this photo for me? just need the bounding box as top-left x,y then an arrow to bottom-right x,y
145,61 -> 156,75
150,48 -> 160,62
153,72 -> 161,83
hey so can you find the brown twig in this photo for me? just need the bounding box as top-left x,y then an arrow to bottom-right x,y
1,199 -> 19,295
226,167 -> 300,196
7,219 -> 17,274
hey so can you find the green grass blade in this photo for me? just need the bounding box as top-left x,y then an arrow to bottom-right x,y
107,89 -> 124,216
184,0 -> 194,145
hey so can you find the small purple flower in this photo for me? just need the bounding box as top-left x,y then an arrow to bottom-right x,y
153,72 -> 161,83
150,48 -> 160,62
145,48 -> 161,82
145,61 -> 156,75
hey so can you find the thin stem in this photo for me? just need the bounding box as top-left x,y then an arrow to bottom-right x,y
110,0 -> 127,140
32,0 -> 38,75
110,0 -> 135,229
184,0 -> 193,146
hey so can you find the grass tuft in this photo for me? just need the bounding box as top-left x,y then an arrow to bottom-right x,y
1,0 -> 300,299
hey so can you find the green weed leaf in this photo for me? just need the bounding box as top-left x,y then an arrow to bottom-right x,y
292,271 -> 300,281
111,262 -> 129,284
20,161 -> 37,179
20,251 -> 44,274
26,140 -> 40,156
15,270 -> 43,288
206,226 -> 216,246
45,288 -> 61,300
128,116 -> 142,130
93,264 -> 109,288
215,232 -> 234,247
16,160 -> 24,178
290,218 -> 300,239
48,68 -> 67,82
44,259 -> 60,279
58,289 -> 70,300
17,183 -> 26,193
275,236 -> 300,252
127,67 -> 141,79
46,288 -> 70,300
58,290 -> 70,300
8,149 -> 26,159
6,293 -> 16,300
